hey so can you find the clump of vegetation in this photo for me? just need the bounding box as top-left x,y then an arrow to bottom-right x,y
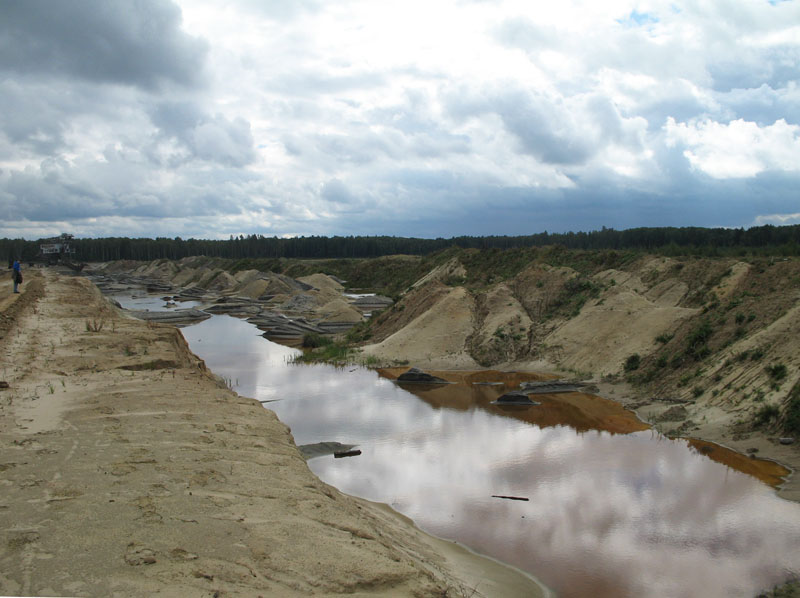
784,382 -> 800,435
685,319 -> 713,360
753,403 -> 781,429
345,320 -> 373,343
443,275 -> 466,286
655,333 -> 674,344
624,354 -> 641,372
766,363 -> 788,382
293,341 -> 352,364
302,332 -> 332,348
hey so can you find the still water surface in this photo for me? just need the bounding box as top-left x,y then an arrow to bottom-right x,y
167,311 -> 800,597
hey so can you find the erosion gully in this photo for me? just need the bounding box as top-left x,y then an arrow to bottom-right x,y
116,295 -> 800,598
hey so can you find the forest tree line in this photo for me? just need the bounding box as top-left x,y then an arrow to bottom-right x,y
2,224 -> 800,264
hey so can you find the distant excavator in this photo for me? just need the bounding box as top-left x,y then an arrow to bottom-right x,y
37,233 -> 86,271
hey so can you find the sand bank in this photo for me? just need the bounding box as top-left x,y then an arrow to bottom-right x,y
0,269 -> 546,597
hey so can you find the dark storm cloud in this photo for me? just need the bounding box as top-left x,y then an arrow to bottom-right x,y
0,0 -> 207,89
3,155 -> 262,223
344,168 -> 800,239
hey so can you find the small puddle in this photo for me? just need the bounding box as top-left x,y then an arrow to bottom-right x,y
118,303 -> 800,598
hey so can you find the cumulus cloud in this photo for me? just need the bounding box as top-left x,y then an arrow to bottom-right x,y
665,118 -> 800,178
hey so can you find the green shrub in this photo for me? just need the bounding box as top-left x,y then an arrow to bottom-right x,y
766,363 -> 788,381
753,404 -> 780,429
686,320 -> 713,360
624,354 -> 641,372
655,333 -> 674,344
784,383 -> 800,435
302,332 -> 332,348
346,321 -> 373,343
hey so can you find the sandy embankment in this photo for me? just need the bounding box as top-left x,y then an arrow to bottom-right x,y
0,270 -> 546,597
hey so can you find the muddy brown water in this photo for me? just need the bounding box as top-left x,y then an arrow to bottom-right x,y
136,306 -> 800,597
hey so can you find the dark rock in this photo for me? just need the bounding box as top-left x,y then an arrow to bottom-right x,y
491,391 -> 540,406
396,367 -> 449,384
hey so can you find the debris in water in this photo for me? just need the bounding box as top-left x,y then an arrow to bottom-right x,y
491,391 -> 540,406
397,367 -> 449,384
334,450 -> 362,458
298,441 -> 357,459
492,495 -> 529,501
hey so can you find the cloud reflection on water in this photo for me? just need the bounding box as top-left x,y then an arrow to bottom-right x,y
182,315 -> 800,598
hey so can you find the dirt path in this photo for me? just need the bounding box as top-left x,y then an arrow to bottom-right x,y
0,270 -> 546,597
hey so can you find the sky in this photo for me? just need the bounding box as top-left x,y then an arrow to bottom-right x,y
0,0 -> 799,240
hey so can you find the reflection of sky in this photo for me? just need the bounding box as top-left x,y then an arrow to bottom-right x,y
181,315 -> 800,598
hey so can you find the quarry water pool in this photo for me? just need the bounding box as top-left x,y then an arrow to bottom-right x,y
178,315 -> 800,598
110,289 -> 800,597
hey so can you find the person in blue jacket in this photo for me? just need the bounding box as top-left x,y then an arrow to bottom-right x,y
12,259 -> 21,294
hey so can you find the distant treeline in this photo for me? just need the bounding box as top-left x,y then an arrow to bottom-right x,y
3,225 -> 800,263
